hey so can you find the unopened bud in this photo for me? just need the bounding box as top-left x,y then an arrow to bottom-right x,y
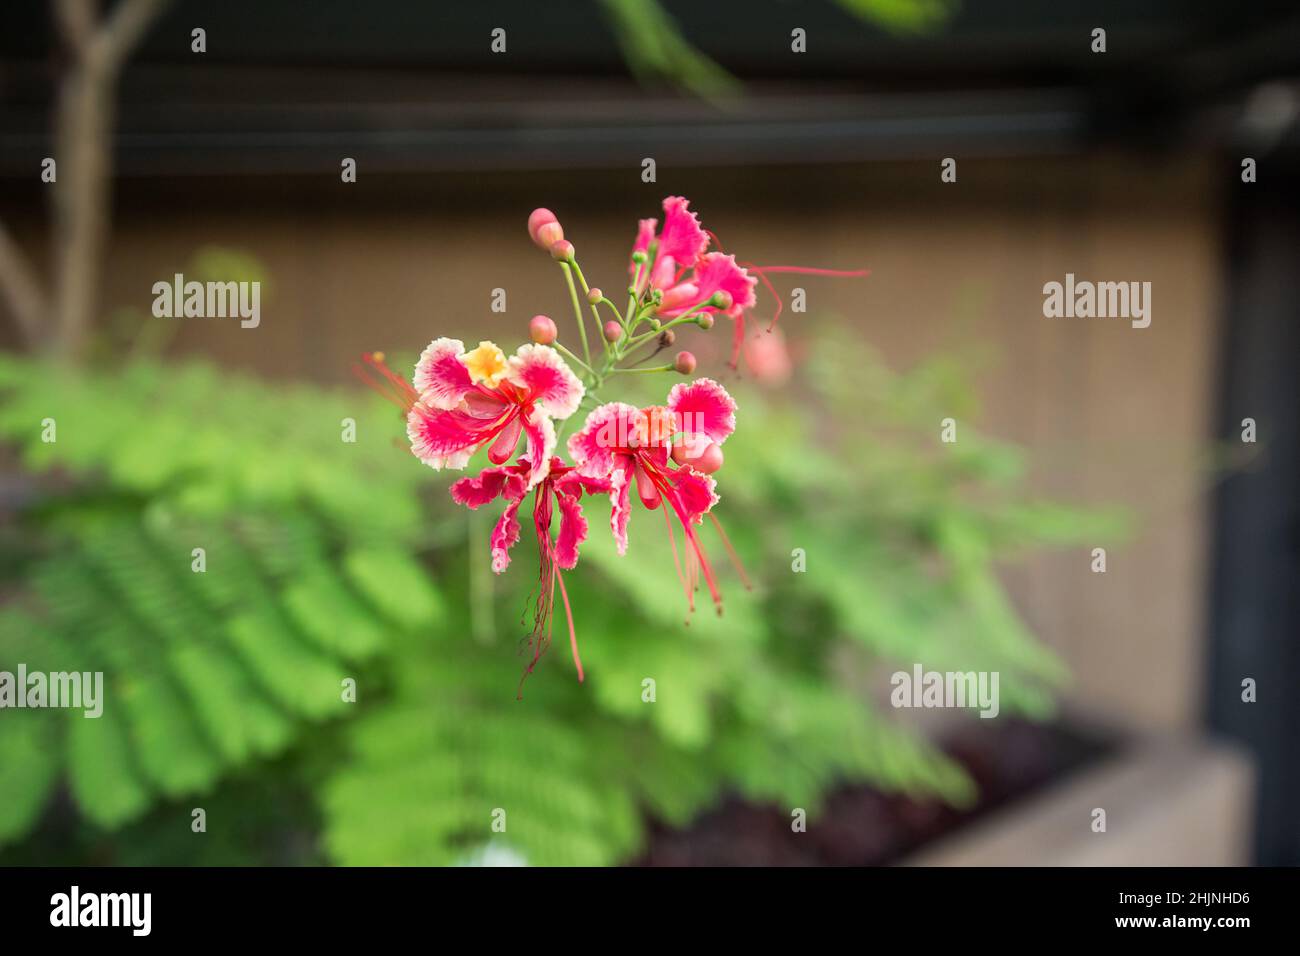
529,314 -> 558,345
536,220 -> 565,251
694,442 -> 724,474
658,329 -> 676,347
528,208 -> 558,248
697,314 -> 715,330
550,239 -> 575,262
631,250 -> 648,264
674,351 -> 697,375
586,287 -> 602,305
603,321 -> 622,343
710,290 -> 733,311
671,439 -> 723,474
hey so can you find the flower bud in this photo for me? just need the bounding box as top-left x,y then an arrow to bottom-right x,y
674,351 -> 697,375
694,442 -> 724,474
658,329 -> 675,347
672,439 -> 723,474
529,314 -> 558,345
710,290 -> 733,311
631,250 -> 648,264
536,220 -> 565,251
586,287 -> 602,305
697,314 -> 715,330
528,208 -> 558,248
550,239 -> 575,262
603,320 -> 622,343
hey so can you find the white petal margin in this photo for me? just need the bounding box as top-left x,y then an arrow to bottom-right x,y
413,337 -> 471,410
521,406 -> 557,491
406,403 -> 475,472
507,343 -> 585,420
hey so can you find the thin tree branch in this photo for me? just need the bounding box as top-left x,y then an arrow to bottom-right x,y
53,0 -> 96,58
94,0 -> 169,72
0,222 -> 49,348
48,0 -> 168,359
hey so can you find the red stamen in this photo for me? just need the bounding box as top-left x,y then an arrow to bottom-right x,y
661,503 -> 693,615
708,512 -> 752,590
516,482 -> 585,697
751,266 -> 871,277
742,265 -> 870,346
642,455 -> 723,614
353,351 -> 419,412
550,550 -> 584,682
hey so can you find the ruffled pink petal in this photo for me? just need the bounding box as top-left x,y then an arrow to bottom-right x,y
668,466 -> 720,525
668,377 -> 738,448
406,402 -> 496,471
412,337 -> 474,410
553,490 -> 588,570
490,498 -> 524,573
567,402 -> 640,479
608,456 -> 636,556
450,462 -> 527,508
649,255 -> 679,293
657,252 -> 757,319
657,196 -> 709,271
519,407 -> 557,490
506,344 -> 585,420
555,469 -> 612,498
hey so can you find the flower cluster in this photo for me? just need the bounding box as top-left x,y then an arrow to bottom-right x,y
361,197 -> 858,692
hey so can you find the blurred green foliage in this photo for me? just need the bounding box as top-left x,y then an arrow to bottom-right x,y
0,327 -> 1122,865
597,0 -> 957,98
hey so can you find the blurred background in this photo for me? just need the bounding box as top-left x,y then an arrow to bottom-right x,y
0,0 -> 1297,866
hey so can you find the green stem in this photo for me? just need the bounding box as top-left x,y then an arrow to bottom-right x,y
560,263 -> 592,369
592,296 -> 625,324
611,363 -> 674,374
554,341 -> 595,377
626,258 -> 648,325
626,311 -> 707,350
571,260 -> 615,360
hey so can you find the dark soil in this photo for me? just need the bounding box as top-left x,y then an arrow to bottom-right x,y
634,718 -> 1116,866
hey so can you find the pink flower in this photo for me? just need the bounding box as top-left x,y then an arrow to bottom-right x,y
360,339 -> 584,491
451,457 -> 610,690
631,196 -> 758,335
742,327 -> 794,386
631,196 -> 867,368
567,378 -> 746,616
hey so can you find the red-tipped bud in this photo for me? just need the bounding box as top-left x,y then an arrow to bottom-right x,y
710,290 -> 733,311
674,351 -> 697,375
529,314 -> 558,345
550,239 -> 575,262
536,220 -> 565,251
586,287 -> 603,305
529,209 -> 559,248
672,439 -> 724,474
603,320 -> 622,343
697,314 -> 715,330
694,442 -> 724,474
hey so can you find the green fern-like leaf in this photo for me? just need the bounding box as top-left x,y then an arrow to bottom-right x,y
0,357 -> 438,845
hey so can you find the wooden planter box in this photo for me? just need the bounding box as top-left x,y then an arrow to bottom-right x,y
903,737 -> 1254,866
